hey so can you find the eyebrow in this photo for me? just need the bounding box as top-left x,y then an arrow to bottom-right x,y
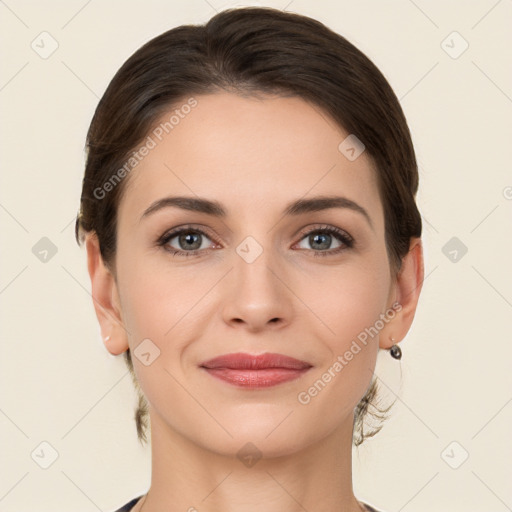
140,195 -> 373,228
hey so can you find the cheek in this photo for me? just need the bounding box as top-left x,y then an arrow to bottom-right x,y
313,258 -> 391,342
116,263 -> 197,410
117,254 -> 218,371
306,259 -> 390,398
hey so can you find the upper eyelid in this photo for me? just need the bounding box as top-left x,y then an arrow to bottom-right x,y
159,224 -> 217,243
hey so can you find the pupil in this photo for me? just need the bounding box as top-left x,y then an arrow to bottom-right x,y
312,233 -> 330,250
182,233 -> 200,249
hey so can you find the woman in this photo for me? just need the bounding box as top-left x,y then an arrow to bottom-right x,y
75,7 -> 424,512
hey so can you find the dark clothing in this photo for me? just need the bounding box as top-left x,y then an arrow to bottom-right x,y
112,496 -> 142,512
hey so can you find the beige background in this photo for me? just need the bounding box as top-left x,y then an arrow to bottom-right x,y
1,1 -> 511,511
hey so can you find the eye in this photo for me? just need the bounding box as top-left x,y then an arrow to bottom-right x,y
157,224 -> 354,258
157,226 -> 217,258
294,225 -> 354,257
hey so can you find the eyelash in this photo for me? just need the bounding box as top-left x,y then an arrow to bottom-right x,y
156,224 -> 354,259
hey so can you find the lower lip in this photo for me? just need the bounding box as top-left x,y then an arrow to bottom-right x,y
202,367 -> 311,388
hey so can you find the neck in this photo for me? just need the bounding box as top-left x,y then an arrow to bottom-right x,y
134,408 -> 366,512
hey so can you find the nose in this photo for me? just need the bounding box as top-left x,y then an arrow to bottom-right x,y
221,248 -> 294,333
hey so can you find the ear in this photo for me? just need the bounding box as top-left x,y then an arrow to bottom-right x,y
85,233 -> 129,355
380,237 -> 424,350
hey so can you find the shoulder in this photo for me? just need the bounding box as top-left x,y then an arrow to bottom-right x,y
109,495 -> 144,512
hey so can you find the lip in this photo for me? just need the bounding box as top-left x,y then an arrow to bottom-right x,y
199,352 -> 313,389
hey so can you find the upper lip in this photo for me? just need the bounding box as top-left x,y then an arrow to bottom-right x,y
200,352 -> 312,370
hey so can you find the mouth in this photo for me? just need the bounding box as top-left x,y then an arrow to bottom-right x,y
199,352 -> 313,389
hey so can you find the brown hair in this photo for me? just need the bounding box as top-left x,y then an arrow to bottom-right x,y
75,6 -> 422,447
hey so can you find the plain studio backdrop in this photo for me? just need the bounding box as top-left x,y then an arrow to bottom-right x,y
0,1 -> 511,511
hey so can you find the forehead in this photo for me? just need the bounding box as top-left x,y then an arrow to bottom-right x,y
118,92 -> 383,226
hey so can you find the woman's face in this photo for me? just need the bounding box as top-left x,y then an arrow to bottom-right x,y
109,92 -> 399,456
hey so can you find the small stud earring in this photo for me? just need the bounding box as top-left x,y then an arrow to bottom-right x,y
389,338 -> 402,360
104,335 -> 111,342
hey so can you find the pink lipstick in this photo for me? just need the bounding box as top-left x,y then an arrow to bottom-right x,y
199,352 -> 312,388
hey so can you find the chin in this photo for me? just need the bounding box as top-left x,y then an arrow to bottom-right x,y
196,413 -> 319,460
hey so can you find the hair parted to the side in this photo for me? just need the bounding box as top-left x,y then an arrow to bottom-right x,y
75,7 -> 421,447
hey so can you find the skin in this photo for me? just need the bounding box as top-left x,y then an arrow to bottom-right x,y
85,92 -> 424,512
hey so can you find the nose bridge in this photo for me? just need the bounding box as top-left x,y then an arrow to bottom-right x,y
222,231 -> 292,329
234,232 -> 283,299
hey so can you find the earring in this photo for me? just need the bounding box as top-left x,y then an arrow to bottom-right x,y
104,335 -> 111,343
389,338 -> 402,360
